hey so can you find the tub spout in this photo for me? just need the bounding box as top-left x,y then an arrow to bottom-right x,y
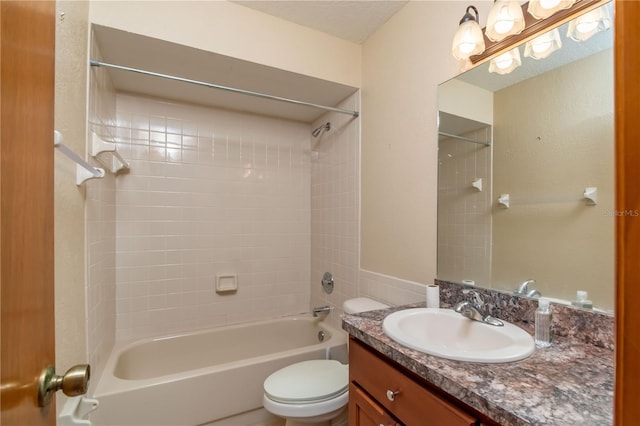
312,306 -> 332,317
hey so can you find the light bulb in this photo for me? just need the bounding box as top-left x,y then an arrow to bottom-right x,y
486,1 -> 525,42
494,6 -> 515,34
539,0 -> 561,9
567,6 -> 611,41
576,20 -> 599,33
489,47 -> 521,75
452,7 -> 485,60
495,55 -> 514,69
528,0 -> 575,20
532,41 -> 551,53
459,28 -> 478,54
524,28 -> 562,59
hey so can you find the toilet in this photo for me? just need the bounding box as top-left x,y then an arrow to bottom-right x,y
262,297 -> 389,426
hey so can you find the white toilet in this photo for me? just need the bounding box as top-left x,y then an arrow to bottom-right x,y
262,297 -> 389,426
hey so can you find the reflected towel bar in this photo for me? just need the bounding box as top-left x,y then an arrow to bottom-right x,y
496,189 -> 598,208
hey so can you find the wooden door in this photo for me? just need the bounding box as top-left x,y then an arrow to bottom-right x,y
614,1 -> 640,424
0,1 -> 56,425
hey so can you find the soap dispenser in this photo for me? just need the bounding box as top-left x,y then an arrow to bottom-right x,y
571,290 -> 593,309
535,298 -> 552,348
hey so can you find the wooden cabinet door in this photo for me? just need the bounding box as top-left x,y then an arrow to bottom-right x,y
349,338 -> 477,426
349,383 -> 400,426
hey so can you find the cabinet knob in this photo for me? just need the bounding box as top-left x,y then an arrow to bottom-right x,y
386,389 -> 400,401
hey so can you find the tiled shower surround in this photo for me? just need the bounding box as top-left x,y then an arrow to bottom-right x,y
437,128 -> 492,285
113,95 -> 313,340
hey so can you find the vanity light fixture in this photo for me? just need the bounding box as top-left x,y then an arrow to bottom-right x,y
489,47 -> 522,74
527,0 -> 576,20
485,0 -> 525,42
453,0 -> 603,67
524,28 -> 562,59
451,6 -> 485,60
566,5 -> 611,41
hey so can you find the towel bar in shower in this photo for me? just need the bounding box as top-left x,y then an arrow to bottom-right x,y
91,133 -> 129,174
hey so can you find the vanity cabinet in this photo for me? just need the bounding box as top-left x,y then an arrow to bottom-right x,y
349,383 -> 400,426
349,337 -> 495,426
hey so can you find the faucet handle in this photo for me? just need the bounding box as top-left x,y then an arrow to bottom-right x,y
462,289 -> 484,306
515,279 -> 536,294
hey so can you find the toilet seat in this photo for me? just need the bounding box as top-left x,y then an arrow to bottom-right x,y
264,360 -> 348,404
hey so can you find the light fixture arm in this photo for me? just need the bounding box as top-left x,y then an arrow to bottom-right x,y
460,5 -> 480,25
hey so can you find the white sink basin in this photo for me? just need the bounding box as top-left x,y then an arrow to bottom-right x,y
382,308 -> 535,363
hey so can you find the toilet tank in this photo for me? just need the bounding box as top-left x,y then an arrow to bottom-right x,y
342,297 -> 389,314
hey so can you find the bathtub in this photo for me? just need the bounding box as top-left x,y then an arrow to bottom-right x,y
91,314 -> 348,426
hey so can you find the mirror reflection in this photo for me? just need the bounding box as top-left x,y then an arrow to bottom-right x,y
437,4 -> 614,311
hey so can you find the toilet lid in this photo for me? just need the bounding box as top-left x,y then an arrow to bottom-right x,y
264,360 -> 348,404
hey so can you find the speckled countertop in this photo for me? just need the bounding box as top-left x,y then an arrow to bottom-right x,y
342,302 -> 614,426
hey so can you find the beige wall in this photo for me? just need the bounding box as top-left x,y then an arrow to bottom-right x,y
54,0 -> 90,412
492,49 -> 614,310
88,0 -> 361,88
439,79 -> 494,125
360,1 -> 491,284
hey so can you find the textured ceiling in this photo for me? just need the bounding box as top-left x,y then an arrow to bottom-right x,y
231,0 -> 409,43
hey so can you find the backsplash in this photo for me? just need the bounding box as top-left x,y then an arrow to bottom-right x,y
436,279 -> 615,350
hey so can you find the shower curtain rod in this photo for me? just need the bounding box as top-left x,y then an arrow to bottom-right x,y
90,60 -> 360,118
438,131 -> 491,146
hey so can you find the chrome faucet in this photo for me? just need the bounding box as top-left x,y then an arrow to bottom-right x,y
514,279 -> 541,298
454,289 -> 504,327
312,305 -> 332,317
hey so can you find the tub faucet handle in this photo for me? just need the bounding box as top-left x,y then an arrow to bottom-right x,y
312,305 -> 332,317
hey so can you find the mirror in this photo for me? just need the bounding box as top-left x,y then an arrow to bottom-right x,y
437,3 -> 614,312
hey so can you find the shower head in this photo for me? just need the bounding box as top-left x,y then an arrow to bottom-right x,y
312,122 -> 331,138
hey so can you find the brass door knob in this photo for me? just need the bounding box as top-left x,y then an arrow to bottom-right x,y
38,364 -> 90,407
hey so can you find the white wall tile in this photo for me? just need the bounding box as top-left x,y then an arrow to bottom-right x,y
89,86 -> 393,349
437,129 -> 492,284
85,39 -> 117,385
309,94 -> 362,330
113,95 -> 311,340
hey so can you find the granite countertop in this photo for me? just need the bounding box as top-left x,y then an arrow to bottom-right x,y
342,304 -> 614,426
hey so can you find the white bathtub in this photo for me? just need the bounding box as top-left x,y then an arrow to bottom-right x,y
91,315 -> 348,426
